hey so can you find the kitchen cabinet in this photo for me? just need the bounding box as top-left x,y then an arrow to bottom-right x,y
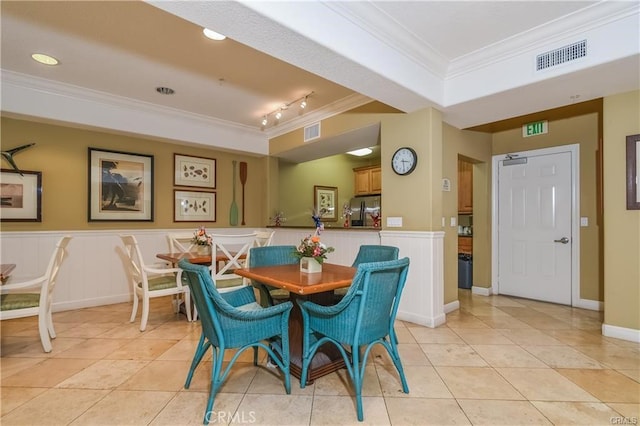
458,236 -> 472,254
354,165 -> 381,195
458,159 -> 473,213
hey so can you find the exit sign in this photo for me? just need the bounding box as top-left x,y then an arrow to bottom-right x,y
523,120 -> 548,137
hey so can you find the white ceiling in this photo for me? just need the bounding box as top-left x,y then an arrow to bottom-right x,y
1,1 -> 638,158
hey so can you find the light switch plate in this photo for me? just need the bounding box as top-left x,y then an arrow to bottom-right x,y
580,217 -> 588,227
450,217 -> 457,227
387,217 -> 403,227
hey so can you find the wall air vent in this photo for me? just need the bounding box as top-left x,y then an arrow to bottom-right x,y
536,40 -> 587,71
304,122 -> 321,142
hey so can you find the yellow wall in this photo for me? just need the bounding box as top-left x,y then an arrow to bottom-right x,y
603,90 -> 640,330
492,113 -> 601,301
0,117 -> 268,231
442,125 -> 493,303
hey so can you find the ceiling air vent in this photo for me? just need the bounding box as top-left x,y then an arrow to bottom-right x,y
536,40 -> 587,71
304,122 -> 321,142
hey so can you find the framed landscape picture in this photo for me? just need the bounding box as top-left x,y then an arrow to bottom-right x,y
0,169 -> 42,222
314,185 -> 338,221
174,154 -> 216,189
174,190 -> 216,222
627,134 -> 640,210
88,148 -> 154,221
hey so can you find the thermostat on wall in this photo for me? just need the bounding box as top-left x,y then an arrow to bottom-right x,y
442,178 -> 451,191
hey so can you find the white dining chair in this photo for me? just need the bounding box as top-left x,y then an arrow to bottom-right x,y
167,232 -> 197,253
120,235 -> 192,331
209,232 -> 258,292
0,236 -> 72,352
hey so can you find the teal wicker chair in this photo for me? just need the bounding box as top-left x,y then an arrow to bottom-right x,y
178,260 -> 293,425
299,258 -> 410,421
334,245 -> 400,301
247,245 -> 298,307
0,236 -> 72,353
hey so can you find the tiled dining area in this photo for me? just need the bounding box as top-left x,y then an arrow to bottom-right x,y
1,290 -> 638,425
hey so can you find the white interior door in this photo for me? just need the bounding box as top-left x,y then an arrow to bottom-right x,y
497,149 -> 573,305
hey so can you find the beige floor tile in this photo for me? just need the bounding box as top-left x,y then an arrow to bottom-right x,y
518,316 -> 573,330
522,345 -> 603,369
385,398 -> 470,425
236,394 -> 312,425
69,390 -> 175,425
407,326 -> 465,344
436,366 -> 524,400
118,360 -> 192,391
496,368 -> 598,401
371,343 -> 430,366
377,364 -> 451,398
0,386 -> 47,416
139,321 -> 198,340
0,357 -> 45,379
106,338 -> 179,360
52,337 -> 131,359
394,326 -> 417,344
445,316 -> 491,329
1,335 -> 86,358
452,328 -> 515,345
476,316 -> 534,329
56,322 -> 122,338
573,344 -> 640,370
607,403 -> 640,419
96,323 -> 152,339
546,329 -> 610,346
184,361 -> 259,394
471,345 -> 548,368
483,296 -> 528,308
156,338 -> 209,361
0,388 -> 109,425
458,399 -> 552,425
420,343 -> 488,367
310,395 -> 389,425
617,369 -> 640,382
1,357 -> 96,388
313,365 -> 381,396
558,368 -> 640,403
498,329 -> 564,346
56,359 -> 149,389
151,391 -> 243,425
246,367 -> 312,395
532,401 -> 622,425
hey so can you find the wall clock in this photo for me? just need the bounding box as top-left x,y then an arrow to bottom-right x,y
391,147 -> 417,175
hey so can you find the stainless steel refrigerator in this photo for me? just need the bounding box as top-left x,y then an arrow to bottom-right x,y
349,195 -> 381,227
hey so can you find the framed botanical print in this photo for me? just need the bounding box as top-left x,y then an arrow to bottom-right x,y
314,185 -> 338,221
627,134 -> 640,210
174,190 -> 216,222
174,154 -> 216,189
88,148 -> 154,221
0,169 -> 42,222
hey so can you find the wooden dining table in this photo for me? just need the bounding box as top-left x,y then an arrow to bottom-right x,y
0,264 -> 16,282
235,263 -> 356,384
156,251 -> 246,270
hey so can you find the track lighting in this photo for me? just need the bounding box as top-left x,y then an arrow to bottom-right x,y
260,91 -> 314,129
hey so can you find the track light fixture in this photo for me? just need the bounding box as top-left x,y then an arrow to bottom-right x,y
260,91 -> 314,129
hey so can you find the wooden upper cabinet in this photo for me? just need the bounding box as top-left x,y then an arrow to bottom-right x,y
458,159 -> 473,213
354,165 -> 382,195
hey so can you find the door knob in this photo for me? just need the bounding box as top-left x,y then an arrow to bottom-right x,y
554,237 -> 570,244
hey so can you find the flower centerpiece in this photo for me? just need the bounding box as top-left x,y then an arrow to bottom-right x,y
293,233 -> 335,273
192,226 -> 212,254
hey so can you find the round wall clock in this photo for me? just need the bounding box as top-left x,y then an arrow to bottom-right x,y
391,147 -> 417,175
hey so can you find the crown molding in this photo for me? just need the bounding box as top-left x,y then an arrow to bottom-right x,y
448,1 -> 639,77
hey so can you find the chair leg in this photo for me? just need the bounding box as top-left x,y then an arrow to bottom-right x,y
185,334 -> 209,389
184,291 -> 192,322
45,302 -> 56,339
38,311 -> 52,353
130,293 -> 139,323
140,296 -> 150,331
203,347 -> 224,425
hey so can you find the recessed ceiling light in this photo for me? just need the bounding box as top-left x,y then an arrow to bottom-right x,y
347,148 -> 373,157
31,53 -> 59,66
156,87 -> 175,95
203,28 -> 226,41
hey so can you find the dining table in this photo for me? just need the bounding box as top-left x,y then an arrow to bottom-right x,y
156,251 -> 246,271
0,263 -> 16,282
235,262 -> 356,384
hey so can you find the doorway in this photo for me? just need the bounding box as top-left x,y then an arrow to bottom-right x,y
492,144 -> 580,305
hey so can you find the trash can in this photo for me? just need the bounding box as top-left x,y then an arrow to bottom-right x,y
458,253 -> 473,289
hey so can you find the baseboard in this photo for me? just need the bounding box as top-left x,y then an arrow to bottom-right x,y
602,323 -> 640,343
471,286 -> 492,296
398,310 -> 446,328
444,300 -> 460,314
574,298 -> 603,311
53,294 -> 131,313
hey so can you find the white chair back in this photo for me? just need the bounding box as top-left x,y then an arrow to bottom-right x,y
167,232 -> 196,253
253,230 -> 275,248
210,232 -> 258,292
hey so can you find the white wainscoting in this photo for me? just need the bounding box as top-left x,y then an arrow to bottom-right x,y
1,228 -> 445,329
0,228 -> 273,313
380,230 -> 446,328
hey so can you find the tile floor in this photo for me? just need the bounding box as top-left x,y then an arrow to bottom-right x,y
1,290 -> 638,425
